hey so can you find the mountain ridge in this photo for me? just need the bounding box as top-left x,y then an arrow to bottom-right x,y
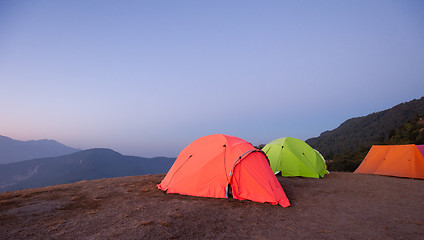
0,135 -> 80,164
0,148 -> 175,192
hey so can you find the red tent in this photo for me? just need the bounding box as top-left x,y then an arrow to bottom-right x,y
158,134 -> 290,207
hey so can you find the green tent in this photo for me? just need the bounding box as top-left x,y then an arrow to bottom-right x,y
262,137 -> 329,178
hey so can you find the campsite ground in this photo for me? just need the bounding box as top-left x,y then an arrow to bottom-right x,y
1,172 -> 423,239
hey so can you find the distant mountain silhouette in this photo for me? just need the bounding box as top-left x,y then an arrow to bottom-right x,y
0,135 -> 80,164
306,96 -> 424,158
0,148 -> 175,192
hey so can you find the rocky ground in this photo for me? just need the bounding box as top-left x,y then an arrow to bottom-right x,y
1,172 -> 423,239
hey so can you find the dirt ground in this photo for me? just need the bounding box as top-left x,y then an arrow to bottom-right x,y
0,172 -> 423,239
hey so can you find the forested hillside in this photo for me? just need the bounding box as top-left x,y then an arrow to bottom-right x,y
328,116 -> 424,171
306,97 -> 424,171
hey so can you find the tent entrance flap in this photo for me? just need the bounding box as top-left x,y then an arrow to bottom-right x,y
230,151 -> 291,207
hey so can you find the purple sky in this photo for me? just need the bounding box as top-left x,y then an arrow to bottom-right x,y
1,1 -> 423,157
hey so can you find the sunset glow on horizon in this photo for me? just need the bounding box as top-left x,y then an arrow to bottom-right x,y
1,1 -> 423,157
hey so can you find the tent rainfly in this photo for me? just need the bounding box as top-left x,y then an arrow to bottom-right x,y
354,144 -> 424,179
158,134 -> 291,207
262,137 -> 329,178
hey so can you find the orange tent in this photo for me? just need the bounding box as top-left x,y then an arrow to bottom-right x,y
354,145 -> 424,179
158,134 -> 291,207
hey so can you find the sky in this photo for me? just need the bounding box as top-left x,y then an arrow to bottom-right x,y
1,1 -> 423,157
